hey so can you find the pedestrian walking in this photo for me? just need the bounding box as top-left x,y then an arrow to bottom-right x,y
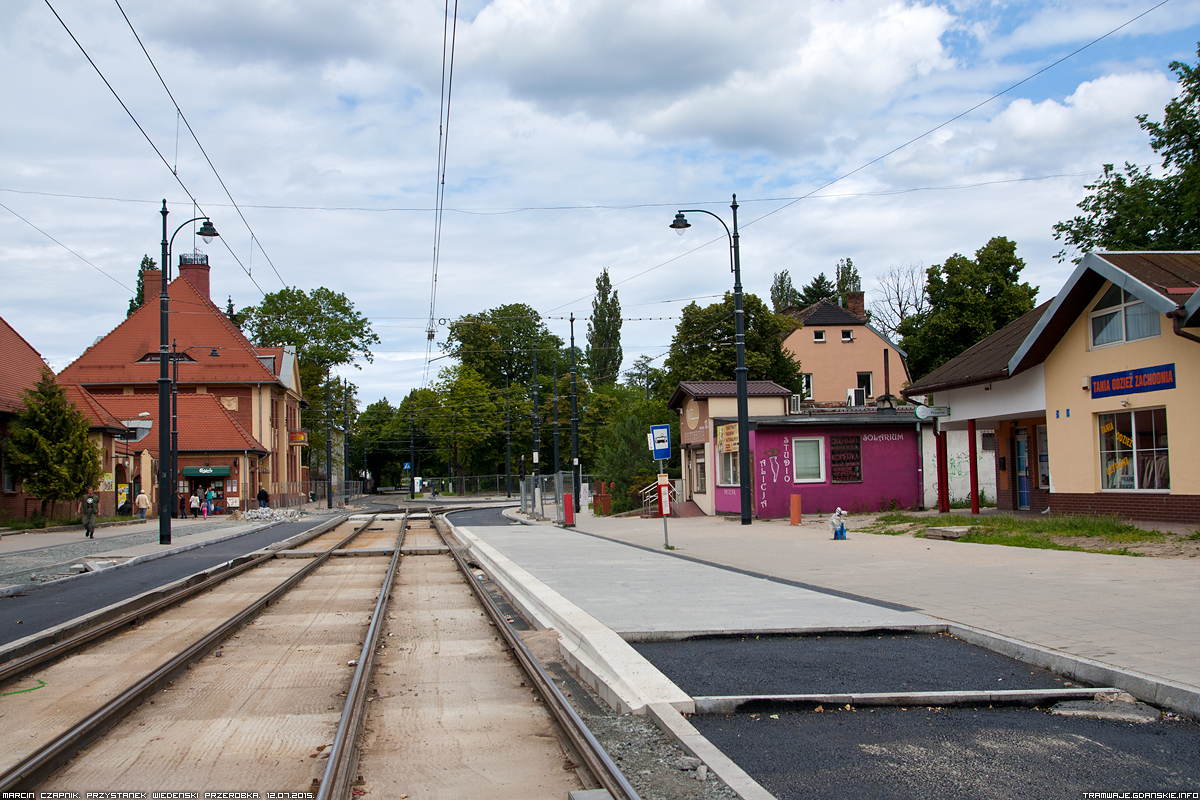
78,486 -> 99,538
205,486 -> 216,516
256,487 -> 269,509
190,492 -> 201,518
134,489 -> 150,520
178,492 -> 187,519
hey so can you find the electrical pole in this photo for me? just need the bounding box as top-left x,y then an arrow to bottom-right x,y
505,374 -> 512,498
325,372 -> 333,509
570,313 -> 580,514
343,378 -> 350,496
532,342 -> 540,476
553,358 -> 560,476
409,416 -> 415,500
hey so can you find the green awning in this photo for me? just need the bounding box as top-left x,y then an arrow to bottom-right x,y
182,466 -> 231,477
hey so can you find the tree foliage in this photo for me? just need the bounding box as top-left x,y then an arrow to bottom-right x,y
441,304 -> 563,388
425,366 -> 503,493
242,286 -> 379,395
797,272 -> 837,308
835,257 -> 862,305
585,269 -> 623,387
127,255 -> 156,318
665,292 -> 802,391
1054,47 -> 1200,260
898,237 -> 1038,380
4,370 -> 102,514
770,270 -> 800,312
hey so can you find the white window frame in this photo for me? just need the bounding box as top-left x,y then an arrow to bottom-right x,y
813,330 -> 826,342
857,371 -> 873,398
841,329 -> 854,342
801,373 -> 813,400
1089,285 -> 1160,350
791,436 -> 825,483
717,450 -> 740,487
693,455 -> 706,494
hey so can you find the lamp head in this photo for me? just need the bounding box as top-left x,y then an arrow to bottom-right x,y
670,212 -> 690,235
197,219 -> 219,244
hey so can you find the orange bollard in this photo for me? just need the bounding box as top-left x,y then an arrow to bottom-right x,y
790,494 -> 802,526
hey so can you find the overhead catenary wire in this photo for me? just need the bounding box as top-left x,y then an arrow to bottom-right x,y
423,0 -> 461,385
0,201 -> 132,292
111,0 -> 285,289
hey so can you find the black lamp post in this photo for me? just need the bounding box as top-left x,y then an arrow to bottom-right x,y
670,194 -> 751,525
159,201 -> 218,545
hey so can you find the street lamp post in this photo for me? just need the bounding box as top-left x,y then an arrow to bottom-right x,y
670,194 -> 752,525
159,201 -> 219,545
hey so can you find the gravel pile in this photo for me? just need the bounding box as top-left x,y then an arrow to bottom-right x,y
234,507 -> 301,523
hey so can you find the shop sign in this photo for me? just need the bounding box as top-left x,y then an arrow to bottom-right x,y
289,430 -> 309,444
182,466 -> 232,477
718,423 -> 739,453
1090,363 -> 1175,399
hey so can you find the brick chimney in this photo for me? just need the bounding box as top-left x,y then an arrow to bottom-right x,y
178,252 -> 211,300
846,290 -> 865,319
141,269 -> 163,302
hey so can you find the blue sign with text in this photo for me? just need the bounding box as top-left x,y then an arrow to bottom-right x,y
1090,363 -> 1176,399
650,424 -> 672,461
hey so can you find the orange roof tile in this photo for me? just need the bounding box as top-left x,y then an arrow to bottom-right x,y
60,384 -> 127,433
0,316 -> 51,414
58,274 -> 282,389
97,392 -> 268,457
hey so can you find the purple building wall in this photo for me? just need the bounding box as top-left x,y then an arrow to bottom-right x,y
713,425 -> 921,518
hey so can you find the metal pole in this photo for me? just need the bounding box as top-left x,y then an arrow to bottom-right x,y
171,339 -> 179,519
570,314 -> 580,514
553,358 -> 560,477
731,194 -> 752,526
532,342 -> 540,475
659,458 -> 670,549
505,374 -> 512,498
343,379 -> 350,498
158,201 -> 172,545
325,373 -> 333,509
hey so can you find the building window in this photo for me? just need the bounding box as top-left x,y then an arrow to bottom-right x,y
1090,285 -> 1159,348
718,450 -> 740,486
801,373 -> 813,400
813,330 -> 826,342
693,456 -> 706,493
792,437 -> 825,483
1,449 -> 14,493
981,431 -> 996,451
857,372 -> 873,397
1098,409 -> 1169,491
841,330 -> 853,342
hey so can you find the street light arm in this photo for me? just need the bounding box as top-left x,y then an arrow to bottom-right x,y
676,208 -> 734,272
167,216 -> 215,274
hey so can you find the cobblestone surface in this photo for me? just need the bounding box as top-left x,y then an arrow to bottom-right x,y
0,520 -> 241,585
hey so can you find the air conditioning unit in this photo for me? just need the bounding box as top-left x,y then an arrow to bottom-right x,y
846,387 -> 866,406
789,394 -> 804,414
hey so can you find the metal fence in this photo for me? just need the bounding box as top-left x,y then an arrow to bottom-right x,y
277,480 -> 365,510
515,471 -> 594,523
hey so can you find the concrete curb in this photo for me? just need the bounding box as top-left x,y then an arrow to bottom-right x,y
645,703 -> 777,800
447,520 -> 693,715
0,515 -> 331,599
0,513 -> 348,662
500,507 -> 540,526
0,519 -> 150,537
943,621 -> 1200,721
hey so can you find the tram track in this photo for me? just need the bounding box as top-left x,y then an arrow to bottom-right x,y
0,501 -> 642,799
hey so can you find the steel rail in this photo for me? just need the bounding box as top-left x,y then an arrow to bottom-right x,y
432,514 -> 642,800
316,512 -> 409,800
0,514 -> 379,791
0,514 -> 351,684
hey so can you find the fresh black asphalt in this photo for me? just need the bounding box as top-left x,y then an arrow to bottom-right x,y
692,706 -> 1200,799
633,633 -> 1072,696
0,518 -> 329,646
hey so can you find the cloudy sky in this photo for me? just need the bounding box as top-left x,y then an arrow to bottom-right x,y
3,0 -> 1198,405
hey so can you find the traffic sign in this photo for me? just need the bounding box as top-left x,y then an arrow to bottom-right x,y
650,424 -> 671,460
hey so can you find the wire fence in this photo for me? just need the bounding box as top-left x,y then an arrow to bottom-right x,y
275,481 -> 365,510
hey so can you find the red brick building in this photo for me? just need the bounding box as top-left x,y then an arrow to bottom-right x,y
57,258 -> 306,514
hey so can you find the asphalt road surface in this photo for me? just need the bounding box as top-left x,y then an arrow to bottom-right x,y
0,518 -> 330,645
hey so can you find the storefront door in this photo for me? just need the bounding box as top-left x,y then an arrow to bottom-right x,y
1015,428 -> 1030,509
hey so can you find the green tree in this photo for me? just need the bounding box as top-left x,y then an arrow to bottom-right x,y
425,366 -> 502,494
898,237 -> 1038,380
1054,47 -> 1200,260
586,269 -> 623,387
127,255 -> 156,318
623,354 -> 666,401
592,389 -> 674,512
835,257 -> 861,306
441,304 -> 563,388
664,293 -> 802,391
4,370 -> 103,517
797,272 -> 837,308
770,270 -> 800,312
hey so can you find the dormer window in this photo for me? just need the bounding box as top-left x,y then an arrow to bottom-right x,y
1090,285 -> 1159,348
813,330 -> 826,342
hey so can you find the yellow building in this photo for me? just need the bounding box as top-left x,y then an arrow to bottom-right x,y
905,252 -> 1200,523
